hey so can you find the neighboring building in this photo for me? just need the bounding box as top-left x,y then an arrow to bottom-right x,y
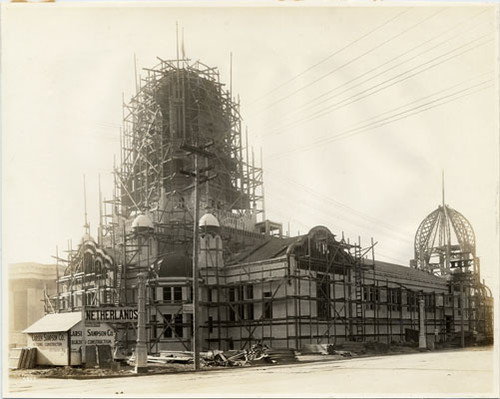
45,56 -> 493,355
9,262 -> 64,348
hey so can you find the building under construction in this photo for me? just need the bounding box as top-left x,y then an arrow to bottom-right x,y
50,55 -> 493,355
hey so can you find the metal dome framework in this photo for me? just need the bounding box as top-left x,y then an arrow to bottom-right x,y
413,204 -> 476,276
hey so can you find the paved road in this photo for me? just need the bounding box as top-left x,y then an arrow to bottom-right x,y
6,347 -> 497,397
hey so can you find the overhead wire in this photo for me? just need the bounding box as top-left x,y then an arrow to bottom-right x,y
263,177 -> 416,264
263,9 -> 488,135
247,7 -> 445,119
245,7 -> 414,108
264,169 -> 413,240
238,169 -> 414,263
268,76 -> 493,160
264,33 -> 492,137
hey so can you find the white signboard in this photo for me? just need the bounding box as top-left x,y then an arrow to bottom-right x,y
27,332 -> 69,366
70,324 -> 115,348
84,307 -> 138,323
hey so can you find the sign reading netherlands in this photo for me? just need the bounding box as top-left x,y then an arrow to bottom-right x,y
85,307 -> 138,323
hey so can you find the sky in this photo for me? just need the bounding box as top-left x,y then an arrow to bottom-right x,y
1,3 -> 498,291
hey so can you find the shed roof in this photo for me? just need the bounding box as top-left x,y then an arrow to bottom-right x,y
23,312 -> 81,334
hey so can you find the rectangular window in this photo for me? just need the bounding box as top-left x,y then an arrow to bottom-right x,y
388,289 -> 401,311
407,291 -> 417,312
316,274 -> 331,319
163,287 -> 171,302
363,286 -> 378,311
208,316 -> 213,333
246,285 -> 253,300
173,287 -> 182,301
164,314 -> 172,338
174,314 -> 183,337
151,287 -> 157,301
246,303 -> 254,320
264,300 -> 273,319
151,315 -> 157,339
229,288 -> 236,302
425,293 -> 435,310
263,290 -> 273,319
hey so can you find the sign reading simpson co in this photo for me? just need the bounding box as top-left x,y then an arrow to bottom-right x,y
85,307 -> 138,323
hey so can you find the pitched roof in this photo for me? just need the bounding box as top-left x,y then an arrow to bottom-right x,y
373,260 -> 447,285
23,312 -> 81,334
227,236 -> 301,265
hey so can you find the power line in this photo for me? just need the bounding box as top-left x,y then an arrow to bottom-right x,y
268,76 -> 492,160
245,7 -> 413,108
247,7 -> 445,119
264,169 -> 413,241
264,181 -> 415,263
308,79 -> 493,149
266,187 -> 412,246
263,10 -> 488,135
264,33 -> 492,137
334,71 -> 492,130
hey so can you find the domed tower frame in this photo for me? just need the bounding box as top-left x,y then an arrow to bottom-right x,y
411,177 -> 493,342
412,177 -> 478,278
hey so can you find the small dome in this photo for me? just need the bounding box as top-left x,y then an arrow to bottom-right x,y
132,214 -> 154,230
157,253 -> 192,278
199,213 -> 220,228
81,232 -> 96,243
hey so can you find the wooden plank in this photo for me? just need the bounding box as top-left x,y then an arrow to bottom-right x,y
23,348 -> 31,369
18,348 -> 26,369
24,348 -> 31,369
29,348 -> 37,368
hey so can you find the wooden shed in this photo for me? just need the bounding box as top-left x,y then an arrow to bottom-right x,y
23,312 -> 115,366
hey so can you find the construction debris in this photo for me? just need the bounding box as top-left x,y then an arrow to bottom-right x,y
132,344 -> 279,368
266,348 -> 297,363
9,347 -> 37,370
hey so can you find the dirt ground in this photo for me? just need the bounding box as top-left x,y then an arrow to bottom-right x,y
9,362 -> 194,380
7,347 -> 496,397
9,342 -> 423,380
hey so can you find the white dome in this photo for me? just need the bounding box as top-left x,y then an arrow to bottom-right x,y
199,213 -> 220,228
132,214 -> 154,230
81,232 -> 96,243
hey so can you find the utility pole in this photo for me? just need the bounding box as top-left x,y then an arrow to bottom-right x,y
135,272 -> 148,373
418,294 -> 427,351
460,283 -> 465,348
180,142 -> 216,371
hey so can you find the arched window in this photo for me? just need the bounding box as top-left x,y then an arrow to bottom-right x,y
95,259 -> 102,276
83,253 -> 93,274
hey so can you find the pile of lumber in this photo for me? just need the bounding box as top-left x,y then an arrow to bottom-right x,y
266,348 -> 297,363
133,345 -> 296,368
9,347 -> 37,369
336,341 -> 366,354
